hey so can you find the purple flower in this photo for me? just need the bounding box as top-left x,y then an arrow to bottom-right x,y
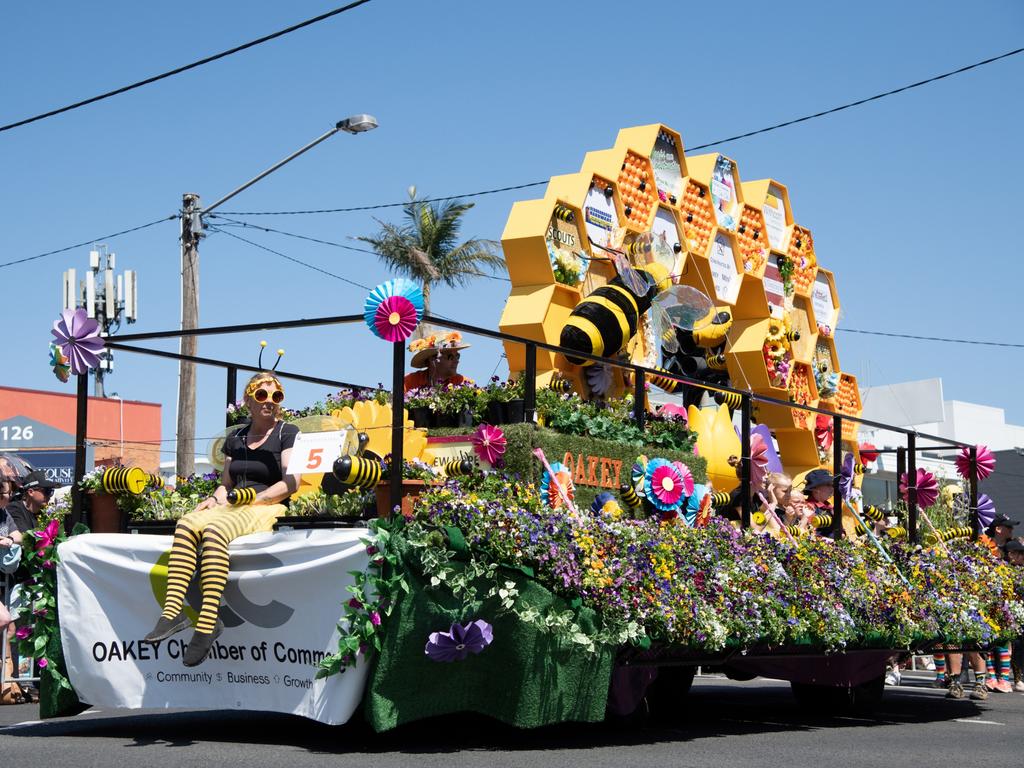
424,619 -> 494,662
348,597 -> 363,609
369,611 -> 382,627
365,545 -> 379,556
15,625 -> 31,640
37,658 -> 48,669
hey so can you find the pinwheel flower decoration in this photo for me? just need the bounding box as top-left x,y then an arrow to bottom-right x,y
955,445 -> 996,482
839,452 -> 855,500
858,442 -> 880,464
49,343 -> 70,383
814,414 -> 834,452
471,424 -> 506,466
683,484 -> 713,528
631,455 -> 649,499
51,307 -> 104,375
672,461 -> 696,498
644,458 -> 686,513
899,468 -> 939,509
586,364 -> 615,397
540,462 -> 574,510
749,434 -> 770,491
976,493 -> 996,529
424,619 -> 493,662
363,278 -> 424,342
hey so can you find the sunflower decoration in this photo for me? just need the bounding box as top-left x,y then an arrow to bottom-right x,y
644,458 -> 687,514
765,318 -> 785,344
540,461 -> 575,510
764,339 -> 787,359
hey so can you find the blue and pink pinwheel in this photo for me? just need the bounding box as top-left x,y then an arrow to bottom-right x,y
51,308 -> 104,376
363,279 -> 424,342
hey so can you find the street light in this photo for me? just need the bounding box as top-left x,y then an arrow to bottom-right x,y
175,114 -> 378,476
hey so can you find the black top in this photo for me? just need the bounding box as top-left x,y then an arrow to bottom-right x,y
223,421 -> 299,492
5,500 -> 35,534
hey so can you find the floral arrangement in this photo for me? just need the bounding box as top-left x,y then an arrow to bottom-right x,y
118,472 -> 220,521
552,249 -> 585,286
14,519 -> 87,694
317,521 -> 407,678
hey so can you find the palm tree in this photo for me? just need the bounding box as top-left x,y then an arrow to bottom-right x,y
358,189 -> 505,330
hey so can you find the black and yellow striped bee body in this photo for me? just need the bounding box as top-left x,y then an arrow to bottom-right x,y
560,263 -> 670,366
886,526 -> 908,539
619,483 -> 642,510
101,466 -> 148,495
549,378 -> 573,393
332,455 -> 383,490
554,204 -> 575,223
711,490 -> 732,509
649,367 -> 685,394
444,459 -> 474,477
714,390 -> 742,411
811,513 -> 832,529
925,525 -> 972,545
863,505 -> 884,522
705,351 -> 727,371
227,487 -> 257,506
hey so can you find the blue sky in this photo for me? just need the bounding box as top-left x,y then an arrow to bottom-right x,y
3,0 -> 1023,466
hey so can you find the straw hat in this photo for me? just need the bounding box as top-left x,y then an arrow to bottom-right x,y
408,331 -> 471,369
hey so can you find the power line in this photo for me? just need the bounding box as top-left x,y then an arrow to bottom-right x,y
0,215 -> 175,269
210,214 -> 512,282
837,327 -> 1024,349
216,46 -> 1024,217
207,225 -> 371,291
0,0 -> 375,133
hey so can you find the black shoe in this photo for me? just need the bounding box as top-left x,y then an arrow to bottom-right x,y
143,612 -> 192,644
182,620 -> 224,667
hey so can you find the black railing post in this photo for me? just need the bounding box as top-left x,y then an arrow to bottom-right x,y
70,373 -> 89,534
907,433 -> 918,544
633,367 -> 646,431
524,342 -> 537,423
832,414 -> 843,538
225,366 -> 237,428
969,445 -> 979,540
390,342 -> 405,516
740,393 -> 752,529
895,446 -> 906,511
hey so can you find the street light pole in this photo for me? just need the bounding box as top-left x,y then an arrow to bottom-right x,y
173,115 -> 378,477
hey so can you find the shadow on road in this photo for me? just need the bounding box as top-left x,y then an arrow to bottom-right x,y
1,679 -> 986,753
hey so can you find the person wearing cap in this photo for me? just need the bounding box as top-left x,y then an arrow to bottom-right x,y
802,469 -> 834,511
987,513 -> 1019,548
403,331 -> 471,392
6,470 -> 60,535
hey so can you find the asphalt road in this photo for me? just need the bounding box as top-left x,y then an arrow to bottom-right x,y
0,673 -> 1018,767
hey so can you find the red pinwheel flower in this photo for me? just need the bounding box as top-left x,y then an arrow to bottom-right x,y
814,414 -> 833,452
955,445 -> 995,482
899,468 -> 939,509
858,442 -> 880,463
471,424 -> 506,466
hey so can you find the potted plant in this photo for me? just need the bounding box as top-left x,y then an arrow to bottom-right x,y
126,473 -> 219,534
78,467 -> 123,533
275,487 -> 371,528
480,376 -> 525,425
374,457 -> 438,519
432,381 -> 480,428
404,386 -> 436,429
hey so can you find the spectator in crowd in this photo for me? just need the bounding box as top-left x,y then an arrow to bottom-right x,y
5,471 -> 60,535
403,332 -> 470,392
944,650 -> 989,700
1006,539 -> 1024,692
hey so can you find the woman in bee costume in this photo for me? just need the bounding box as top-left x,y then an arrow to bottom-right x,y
142,370 -> 300,667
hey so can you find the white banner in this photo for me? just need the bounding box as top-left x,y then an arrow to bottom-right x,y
58,529 -> 371,725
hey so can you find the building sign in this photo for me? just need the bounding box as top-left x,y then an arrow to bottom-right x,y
762,184 -> 788,250
583,179 -> 618,250
650,130 -> 684,203
562,452 -> 623,489
811,272 -> 835,326
425,435 -> 494,473
0,416 -> 75,450
763,254 -> 786,318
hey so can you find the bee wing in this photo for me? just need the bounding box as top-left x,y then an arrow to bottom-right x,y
611,251 -> 650,296
651,302 -> 680,354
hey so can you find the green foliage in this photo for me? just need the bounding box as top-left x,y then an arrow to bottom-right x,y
120,473 -> 220,521
288,488 -> 369,518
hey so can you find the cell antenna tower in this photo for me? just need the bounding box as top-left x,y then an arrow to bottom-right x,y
62,245 -> 138,397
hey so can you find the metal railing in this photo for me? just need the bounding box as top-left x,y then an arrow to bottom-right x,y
85,311 -> 983,545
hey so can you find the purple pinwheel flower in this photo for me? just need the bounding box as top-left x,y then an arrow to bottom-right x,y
424,619 -> 494,662
51,307 -> 105,376
839,452 -> 855,500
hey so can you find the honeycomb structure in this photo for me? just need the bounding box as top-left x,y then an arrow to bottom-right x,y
499,123 -> 862,475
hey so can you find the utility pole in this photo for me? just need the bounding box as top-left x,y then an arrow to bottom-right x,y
62,246 -> 138,397
176,193 -> 202,477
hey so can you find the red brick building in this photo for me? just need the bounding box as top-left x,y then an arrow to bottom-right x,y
0,385 -> 160,481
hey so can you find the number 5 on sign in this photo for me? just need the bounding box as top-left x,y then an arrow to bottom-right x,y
286,430 -> 353,475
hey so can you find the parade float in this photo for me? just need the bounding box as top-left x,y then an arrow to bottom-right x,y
20,125 -> 1024,728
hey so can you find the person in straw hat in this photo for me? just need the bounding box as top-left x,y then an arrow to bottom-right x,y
403,331 -> 471,392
